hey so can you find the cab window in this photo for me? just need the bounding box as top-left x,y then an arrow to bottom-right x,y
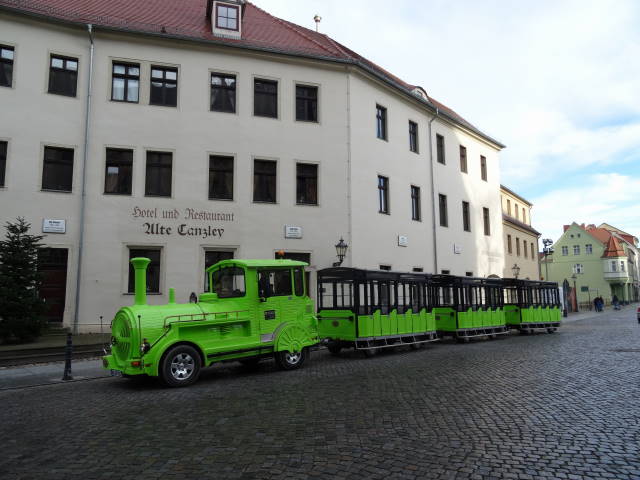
294,267 -> 305,296
212,266 -> 245,298
258,269 -> 292,297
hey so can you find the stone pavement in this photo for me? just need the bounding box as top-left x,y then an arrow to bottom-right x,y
0,306 -> 638,480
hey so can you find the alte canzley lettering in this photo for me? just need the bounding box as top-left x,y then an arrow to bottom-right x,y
143,222 -> 224,239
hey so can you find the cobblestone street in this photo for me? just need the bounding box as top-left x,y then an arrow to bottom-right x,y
1,309 -> 639,480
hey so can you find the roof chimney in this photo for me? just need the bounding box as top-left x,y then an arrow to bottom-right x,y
314,14 -> 322,32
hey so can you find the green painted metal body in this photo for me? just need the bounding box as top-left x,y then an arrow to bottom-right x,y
103,259 -> 318,377
435,307 -> 506,332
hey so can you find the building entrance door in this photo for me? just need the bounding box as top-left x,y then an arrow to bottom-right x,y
37,248 -> 68,323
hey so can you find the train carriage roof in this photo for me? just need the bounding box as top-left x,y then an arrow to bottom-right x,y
206,259 -> 308,273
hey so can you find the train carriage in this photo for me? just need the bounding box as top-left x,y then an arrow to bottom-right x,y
432,275 -> 509,341
316,268 -> 438,355
503,279 -> 561,333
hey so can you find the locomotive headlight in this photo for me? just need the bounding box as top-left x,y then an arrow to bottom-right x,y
140,338 -> 151,355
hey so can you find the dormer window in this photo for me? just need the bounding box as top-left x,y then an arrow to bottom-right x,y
216,4 -> 239,31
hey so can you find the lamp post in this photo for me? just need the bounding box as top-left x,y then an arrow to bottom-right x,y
542,238 -> 553,281
511,263 -> 520,279
333,237 -> 348,267
571,273 -> 578,312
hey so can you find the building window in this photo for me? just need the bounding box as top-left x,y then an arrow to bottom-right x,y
296,163 -> 318,205
573,245 -> 580,255
376,105 -> 387,140
150,66 -> 177,107
524,241 -> 528,259
378,175 -> 389,214
254,78 -> 277,118
0,45 -> 14,87
0,141 -> 6,187
42,146 -> 73,192
507,199 -> 511,215
145,151 -> 172,197
562,246 -> 568,256
210,73 -> 236,113
209,155 -> 234,200
483,207 -> 490,236
112,63 -> 140,102
438,194 -> 448,227
412,267 -> 423,272
204,250 -> 234,291
436,134 -> 445,164
516,237 -> 521,256
441,269 -> 450,274
379,265 -> 391,271
409,121 -> 418,153
621,261 -> 625,272
522,208 -> 526,224
104,148 -> 133,195
586,244 -> 592,255
253,159 -> 276,203
296,85 -> 318,122
507,235 -> 512,254
216,4 -> 239,31
465,272 -> 473,277
128,248 -> 161,293
462,201 -> 470,232
459,145 -> 467,173
48,55 -> 78,97
411,185 -> 421,221
531,242 -> 535,259
480,155 -> 487,181
574,264 -> 584,274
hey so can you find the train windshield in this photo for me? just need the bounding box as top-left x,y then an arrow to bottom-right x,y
212,266 -> 246,298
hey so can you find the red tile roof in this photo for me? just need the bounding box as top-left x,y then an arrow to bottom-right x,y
602,236 -> 625,258
0,0 -> 504,147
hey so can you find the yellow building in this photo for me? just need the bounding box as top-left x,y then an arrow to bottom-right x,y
500,185 -> 540,279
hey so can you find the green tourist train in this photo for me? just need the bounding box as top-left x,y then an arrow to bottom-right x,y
104,259 -> 561,387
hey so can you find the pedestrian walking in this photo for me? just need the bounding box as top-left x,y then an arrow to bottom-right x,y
612,295 -> 620,310
593,297 -> 600,312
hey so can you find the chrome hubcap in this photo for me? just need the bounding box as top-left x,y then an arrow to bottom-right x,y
285,352 -> 301,364
170,353 -> 195,380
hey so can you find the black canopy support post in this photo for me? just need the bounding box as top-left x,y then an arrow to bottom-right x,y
62,333 -> 73,381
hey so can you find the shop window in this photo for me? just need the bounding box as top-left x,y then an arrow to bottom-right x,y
48,55 -> 78,97
42,146 -> 73,192
104,148 -> 133,195
127,248 -> 161,293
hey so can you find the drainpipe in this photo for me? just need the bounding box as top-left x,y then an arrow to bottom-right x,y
345,69 -> 353,267
72,24 -> 94,334
428,108 -> 439,274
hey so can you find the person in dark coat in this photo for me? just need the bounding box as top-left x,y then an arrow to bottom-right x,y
612,295 -> 620,310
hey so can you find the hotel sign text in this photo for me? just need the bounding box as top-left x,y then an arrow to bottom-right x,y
132,206 -> 234,239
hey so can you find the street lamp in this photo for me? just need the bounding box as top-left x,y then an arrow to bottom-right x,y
571,273 -> 578,312
511,263 -> 520,279
542,238 -> 554,280
333,237 -> 348,267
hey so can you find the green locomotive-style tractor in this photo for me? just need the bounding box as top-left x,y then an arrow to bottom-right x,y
102,258 -> 318,387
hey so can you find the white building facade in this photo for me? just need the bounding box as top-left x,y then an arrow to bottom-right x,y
0,0 -> 505,332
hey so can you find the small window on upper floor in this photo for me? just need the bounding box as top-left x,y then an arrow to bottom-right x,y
561,246 -> 568,256
1,45 -> 15,87
296,85 -> 318,122
216,4 -> 239,31
573,245 -> 580,255
585,244 -> 593,255
436,134 -> 445,164
0,141 -> 7,187
459,145 -> 467,172
211,73 -> 236,113
112,62 -> 140,103
409,121 -> 418,153
376,105 -> 387,140
150,66 -> 177,107
48,55 -> 78,97
254,78 -> 278,118
480,155 -> 487,181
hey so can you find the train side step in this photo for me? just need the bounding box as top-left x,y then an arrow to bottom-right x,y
355,331 -> 439,350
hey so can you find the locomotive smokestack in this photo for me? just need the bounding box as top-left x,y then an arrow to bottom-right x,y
131,257 -> 151,306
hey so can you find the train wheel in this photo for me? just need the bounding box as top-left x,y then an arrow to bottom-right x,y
327,342 -> 342,356
160,345 -> 201,388
275,348 -> 307,370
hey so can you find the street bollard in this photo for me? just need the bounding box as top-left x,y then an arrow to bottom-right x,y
62,332 -> 73,381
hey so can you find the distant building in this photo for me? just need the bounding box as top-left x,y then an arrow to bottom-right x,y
546,222 -> 639,308
500,185 -> 540,280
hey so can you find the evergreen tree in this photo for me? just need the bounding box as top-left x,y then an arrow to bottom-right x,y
0,217 -> 46,342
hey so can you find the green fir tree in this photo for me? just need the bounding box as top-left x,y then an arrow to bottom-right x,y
0,217 -> 46,342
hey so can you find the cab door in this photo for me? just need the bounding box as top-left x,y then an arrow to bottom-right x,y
257,269 -> 294,341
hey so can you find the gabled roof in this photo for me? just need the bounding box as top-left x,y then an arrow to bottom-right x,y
502,214 -> 540,236
500,184 -> 533,207
0,0 -> 505,148
602,236 -> 625,258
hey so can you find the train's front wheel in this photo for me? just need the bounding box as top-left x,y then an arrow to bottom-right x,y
275,348 -> 307,370
160,345 -> 201,387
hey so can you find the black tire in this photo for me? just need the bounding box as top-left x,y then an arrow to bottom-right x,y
327,342 -> 342,356
160,345 -> 201,388
275,348 -> 307,370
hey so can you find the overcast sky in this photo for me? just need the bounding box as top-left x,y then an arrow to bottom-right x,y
253,0 -> 640,243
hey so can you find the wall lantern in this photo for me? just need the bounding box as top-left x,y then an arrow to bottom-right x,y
511,263 -> 521,279
333,237 -> 348,267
